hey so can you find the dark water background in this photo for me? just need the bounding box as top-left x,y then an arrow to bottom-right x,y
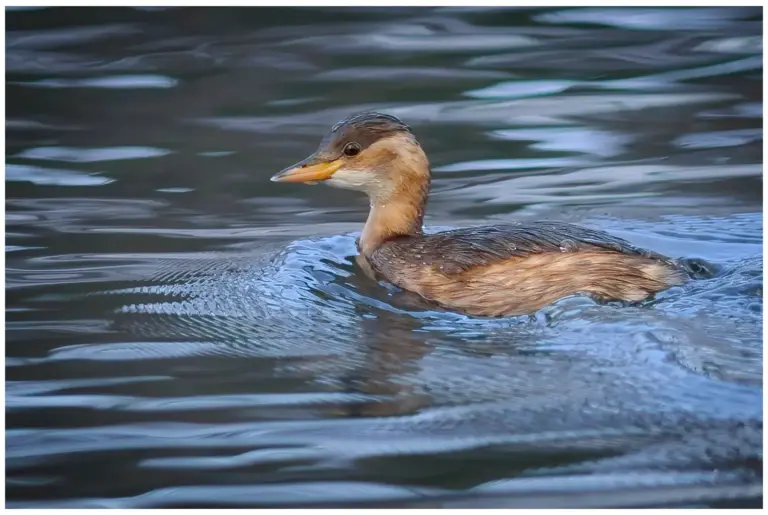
5,6 -> 763,508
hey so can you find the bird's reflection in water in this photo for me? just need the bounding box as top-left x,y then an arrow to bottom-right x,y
346,327 -> 432,419
331,259 -> 440,418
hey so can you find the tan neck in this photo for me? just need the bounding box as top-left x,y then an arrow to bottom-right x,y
359,194 -> 427,255
358,142 -> 431,255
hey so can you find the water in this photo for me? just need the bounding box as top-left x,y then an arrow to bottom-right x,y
5,7 -> 762,508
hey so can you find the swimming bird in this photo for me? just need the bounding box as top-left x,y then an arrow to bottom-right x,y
271,112 -> 686,316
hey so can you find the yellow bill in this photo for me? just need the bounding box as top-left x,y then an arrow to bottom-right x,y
270,156 -> 343,184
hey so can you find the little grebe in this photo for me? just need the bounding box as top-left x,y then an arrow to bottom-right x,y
271,112 -> 686,316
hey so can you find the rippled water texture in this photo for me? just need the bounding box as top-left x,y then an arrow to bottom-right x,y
5,7 -> 763,508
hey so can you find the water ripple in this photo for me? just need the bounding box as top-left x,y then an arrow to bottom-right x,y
6,6 -> 762,508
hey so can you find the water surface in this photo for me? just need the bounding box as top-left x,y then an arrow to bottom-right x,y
6,7 -> 763,508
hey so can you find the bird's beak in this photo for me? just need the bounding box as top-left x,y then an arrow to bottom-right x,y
270,154 -> 344,184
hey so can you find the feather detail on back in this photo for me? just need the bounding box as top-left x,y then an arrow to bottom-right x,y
371,221 -> 676,275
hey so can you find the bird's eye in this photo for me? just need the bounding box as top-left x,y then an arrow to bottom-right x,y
343,142 -> 361,157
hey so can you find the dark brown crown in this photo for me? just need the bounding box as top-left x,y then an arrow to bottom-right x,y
318,111 -> 412,155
